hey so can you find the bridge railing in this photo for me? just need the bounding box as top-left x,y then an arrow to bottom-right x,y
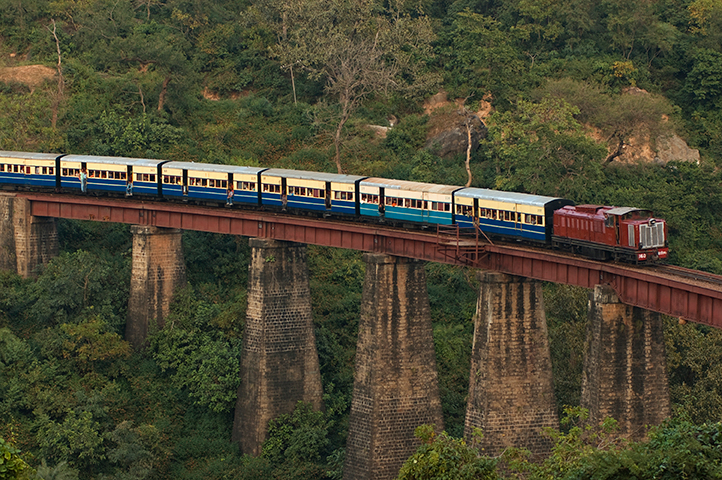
435,224 -> 488,267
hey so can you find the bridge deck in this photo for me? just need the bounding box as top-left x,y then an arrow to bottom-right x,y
14,192 -> 722,328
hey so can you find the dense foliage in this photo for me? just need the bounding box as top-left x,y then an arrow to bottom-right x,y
1,0 -> 722,477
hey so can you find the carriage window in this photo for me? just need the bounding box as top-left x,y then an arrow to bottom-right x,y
120,172 -> 126,180
100,171 -> 106,178
221,180 -> 227,189
209,179 -> 215,188
0,165 -> 4,172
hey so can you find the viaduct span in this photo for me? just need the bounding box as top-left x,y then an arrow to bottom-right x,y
3,192 -> 722,479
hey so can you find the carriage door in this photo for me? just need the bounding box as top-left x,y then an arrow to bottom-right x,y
515,205 -> 522,231
182,169 -> 188,195
422,193 -> 429,222
325,182 -> 332,209
282,177 -> 288,207
473,198 -> 479,226
379,187 -> 385,215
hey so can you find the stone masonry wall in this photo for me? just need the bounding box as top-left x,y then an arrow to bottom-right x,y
581,285 -> 670,439
0,195 -> 17,271
464,271 -> 558,458
0,194 -> 58,277
232,239 -> 323,456
126,225 -> 186,350
343,254 -> 444,480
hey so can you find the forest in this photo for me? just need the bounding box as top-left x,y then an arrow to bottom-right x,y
0,0 -> 722,478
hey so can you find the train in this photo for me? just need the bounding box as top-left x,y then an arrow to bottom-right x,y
0,151 -> 669,264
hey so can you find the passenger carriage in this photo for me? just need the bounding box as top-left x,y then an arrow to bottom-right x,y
128,159 -> 168,196
162,162 -> 266,204
260,169 -> 366,215
0,151 -> 59,188
454,189 -> 573,243
61,155 -> 136,193
360,178 -> 459,225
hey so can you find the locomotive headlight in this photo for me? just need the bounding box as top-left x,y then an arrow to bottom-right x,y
637,253 -> 647,261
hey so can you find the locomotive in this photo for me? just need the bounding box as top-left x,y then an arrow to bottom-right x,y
0,151 -> 669,263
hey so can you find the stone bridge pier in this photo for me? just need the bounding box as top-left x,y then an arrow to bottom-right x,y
232,239 -> 324,456
126,225 -> 186,349
0,194 -> 58,277
581,285 -> 670,439
343,254 -> 444,480
465,271 -> 558,458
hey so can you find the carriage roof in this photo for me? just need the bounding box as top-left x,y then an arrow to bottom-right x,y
361,177 -> 460,195
456,187 -> 568,208
263,169 -> 366,184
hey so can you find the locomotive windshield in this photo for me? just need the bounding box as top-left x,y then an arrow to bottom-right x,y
622,210 -> 653,221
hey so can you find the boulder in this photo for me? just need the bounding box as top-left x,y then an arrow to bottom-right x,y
424,111 -> 487,159
655,134 -> 700,165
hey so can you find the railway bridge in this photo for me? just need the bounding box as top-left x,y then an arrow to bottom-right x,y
3,192 -> 722,479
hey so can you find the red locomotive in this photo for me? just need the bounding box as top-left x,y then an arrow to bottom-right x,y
552,205 -> 669,263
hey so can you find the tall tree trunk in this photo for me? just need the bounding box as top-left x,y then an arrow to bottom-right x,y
48,19 -> 64,129
158,76 -> 171,112
604,134 -> 626,165
465,119 -> 473,187
333,95 -> 352,174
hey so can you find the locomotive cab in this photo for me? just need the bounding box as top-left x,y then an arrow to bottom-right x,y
609,207 -> 669,262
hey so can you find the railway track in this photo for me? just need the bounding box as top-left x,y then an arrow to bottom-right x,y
653,264 -> 722,288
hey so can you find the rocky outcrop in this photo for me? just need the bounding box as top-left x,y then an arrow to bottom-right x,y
655,134 -> 700,165
424,113 -> 487,159
422,91 -> 489,159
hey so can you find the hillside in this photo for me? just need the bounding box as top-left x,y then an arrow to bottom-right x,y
1,0 -> 722,479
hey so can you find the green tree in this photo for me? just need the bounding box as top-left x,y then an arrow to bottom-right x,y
439,11 -> 527,108
148,285 -> 244,413
484,96 -> 606,198
28,251 -> 129,331
271,0 -> 438,173
261,402 -> 330,480
396,425 -> 497,480
0,436 -> 34,480
563,418 -> 722,479
37,409 -> 108,472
